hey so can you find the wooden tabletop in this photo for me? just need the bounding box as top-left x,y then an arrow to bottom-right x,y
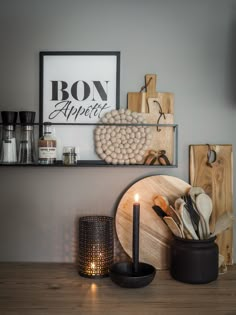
0,263 -> 235,315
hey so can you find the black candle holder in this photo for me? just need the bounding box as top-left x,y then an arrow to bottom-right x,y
109,261 -> 156,288
110,196 -> 156,288
78,216 -> 114,278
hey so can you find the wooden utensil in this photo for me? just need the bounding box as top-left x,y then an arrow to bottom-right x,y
152,205 -> 167,218
153,195 -> 169,212
182,204 -> 199,240
189,144 -> 233,264
115,175 -> 191,270
165,205 -> 182,226
187,187 -> 206,239
169,205 -> 185,235
196,213 -> 206,240
182,195 -> 200,236
212,211 -> 234,237
195,193 -> 213,238
175,198 -> 199,240
163,216 -> 183,238
189,187 -> 205,204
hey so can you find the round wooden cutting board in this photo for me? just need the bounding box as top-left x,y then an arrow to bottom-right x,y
115,175 -> 191,270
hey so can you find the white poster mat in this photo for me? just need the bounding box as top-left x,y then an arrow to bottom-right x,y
40,53 -> 120,160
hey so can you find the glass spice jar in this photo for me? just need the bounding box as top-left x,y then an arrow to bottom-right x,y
38,124 -> 57,164
63,146 -> 77,165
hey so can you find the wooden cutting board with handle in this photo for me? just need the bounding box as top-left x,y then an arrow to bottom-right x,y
115,175 -> 191,270
127,74 -> 174,114
141,98 -> 174,164
189,144 -> 233,265
128,75 -> 175,165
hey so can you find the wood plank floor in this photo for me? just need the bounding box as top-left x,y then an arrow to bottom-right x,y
0,263 -> 235,315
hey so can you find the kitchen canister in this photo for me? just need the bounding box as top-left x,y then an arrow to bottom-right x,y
170,236 -> 218,284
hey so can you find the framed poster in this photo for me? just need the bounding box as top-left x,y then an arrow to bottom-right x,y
39,51 -> 120,161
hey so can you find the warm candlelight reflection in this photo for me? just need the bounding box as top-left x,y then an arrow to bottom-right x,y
90,283 -> 97,293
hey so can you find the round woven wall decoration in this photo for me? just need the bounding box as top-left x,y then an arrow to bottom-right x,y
94,109 -> 152,165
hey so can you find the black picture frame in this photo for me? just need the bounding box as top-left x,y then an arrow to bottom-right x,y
39,51 -> 120,161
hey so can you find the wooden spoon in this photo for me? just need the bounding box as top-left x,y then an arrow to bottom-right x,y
175,198 -> 199,240
212,211 -> 234,237
167,205 -> 181,225
153,195 -> 169,212
198,213 -> 207,239
152,205 -> 167,218
188,187 -> 205,204
188,187 -> 206,239
169,205 -> 184,235
196,193 -> 213,238
163,216 -> 183,238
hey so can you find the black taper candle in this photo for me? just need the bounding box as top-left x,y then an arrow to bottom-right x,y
133,199 -> 140,273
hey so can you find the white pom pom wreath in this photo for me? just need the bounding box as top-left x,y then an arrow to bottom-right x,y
95,110 -> 151,165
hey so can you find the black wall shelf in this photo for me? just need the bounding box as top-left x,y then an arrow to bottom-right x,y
0,122 -> 178,168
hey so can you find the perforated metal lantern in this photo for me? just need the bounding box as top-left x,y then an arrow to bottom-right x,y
78,216 -> 114,278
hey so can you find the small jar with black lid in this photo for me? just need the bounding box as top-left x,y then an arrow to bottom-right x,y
62,146 -> 77,165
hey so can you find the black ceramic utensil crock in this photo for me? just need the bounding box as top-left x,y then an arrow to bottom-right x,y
170,235 -> 218,284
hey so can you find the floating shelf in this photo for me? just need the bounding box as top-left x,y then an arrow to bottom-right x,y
0,122 -> 178,167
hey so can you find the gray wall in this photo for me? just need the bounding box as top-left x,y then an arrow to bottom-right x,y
0,0 -> 235,262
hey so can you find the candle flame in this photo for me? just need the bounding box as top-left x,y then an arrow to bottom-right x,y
134,193 -> 139,203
